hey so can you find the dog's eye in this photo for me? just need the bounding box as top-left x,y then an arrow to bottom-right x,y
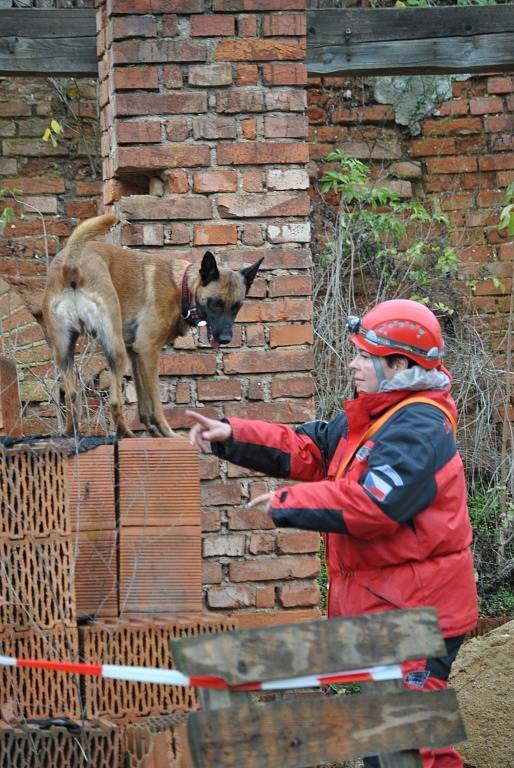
207,297 -> 225,311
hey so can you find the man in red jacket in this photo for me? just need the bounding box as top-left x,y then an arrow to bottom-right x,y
187,299 -> 478,768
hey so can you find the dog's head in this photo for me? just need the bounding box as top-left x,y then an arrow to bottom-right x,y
195,252 -> 263,348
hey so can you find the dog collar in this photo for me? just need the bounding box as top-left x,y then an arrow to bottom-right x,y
181,264 -> 204,327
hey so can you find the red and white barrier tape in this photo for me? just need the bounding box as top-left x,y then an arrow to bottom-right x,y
0,655 -> 402,691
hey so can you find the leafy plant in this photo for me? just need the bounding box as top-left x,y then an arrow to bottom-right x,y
0,187 -> 22,237
42,118 -> 64,148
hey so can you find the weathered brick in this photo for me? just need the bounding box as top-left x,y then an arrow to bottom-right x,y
262,13 -> 305,36
232,65 -> 257,87
217,141 -> 308,165
0,177 -> 65,194
142,223 -> 164,245
271,374 -> 313,398
264,114 -> 308,138
216,90 -> 264,113
409,137 -> 456,157
269,324 -> 313,347
202,506 -> 221,532
214,0 -> 305,8
241,118 -> 257,140
197,379 -> 241,401
165,170 -> 189,194
193,223 -> 238,245
226,400 -> 313,422
207,586 -> 254,608
64,199 -> 97,218
422,117 -> 482,136
487,76 -> 514,94
228,506 -> 274,530
165,222 -> 192,244
121,195 -> 212,221
191,14 -> 235,35
204,534 -> 245,557
163,64 -> 183,88
116,145 -> 210,172
117,120 -> 161,144
112,39 -> 207,64
0,101 -> 31,117
216,39 -> 305,61
249,532 -> 275,554
112,14 -> 157,39
203,561 -> 222,584
276,530 -> 320,554
113,66 -> 159,90
438,98 -> 469,117
241,222 -> 264,246
162,14 -> 179,35
115,91 -> 207,116
479,153 -> 514,171
278,583 -> 320,608
166,117 -> 190,141
193,170 -> 237,193
238,14 -> 258,37
230,555 -> 319,582
224,347 -> 312,374
256,585 -> 276,608
189,63 -> 233,86
192,116 -> 237,139
201,481 -> 242,506
243,170 -> 263,192
425,156 -> 477,174
2,139 -> 66,157
265,89 -> 306,111
469,96 -> 503,115
270,275 -> 311,298
267,221 -> 311,243
111,0 -> 204,11
218,191 -> 310,218
266,168 -> 309,190
262,63 -> 307,85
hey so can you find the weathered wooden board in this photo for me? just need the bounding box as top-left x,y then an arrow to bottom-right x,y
307,6 -> 514,76
171,608 -> 445,685
185,688 -> 465,768
0,9 -> 97,76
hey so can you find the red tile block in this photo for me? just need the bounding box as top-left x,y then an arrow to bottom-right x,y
0,626 -> 81,719
74,529 -> 118,620
67,444 -> 116,532
117,438 -> 201,527
119,526 -> 202,615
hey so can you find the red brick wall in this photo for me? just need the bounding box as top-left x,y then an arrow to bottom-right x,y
308,74 -> 514,381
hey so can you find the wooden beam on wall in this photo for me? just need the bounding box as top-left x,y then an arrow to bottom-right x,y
0,9 -> 97,77
307,5 -> 514,77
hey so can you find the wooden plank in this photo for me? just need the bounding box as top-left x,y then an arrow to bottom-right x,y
0,357 -> 23,438
171,608 -> 445,685
362,679 -> 423,768
0,9 -> 97,76
307,6 -> 514,76
186,688 -> 465,768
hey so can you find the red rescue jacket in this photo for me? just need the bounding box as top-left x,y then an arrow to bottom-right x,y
214,387 -> 478,638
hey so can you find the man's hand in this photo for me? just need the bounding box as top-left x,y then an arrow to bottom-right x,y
186,410 -> 232,452
247,492 -> 274,515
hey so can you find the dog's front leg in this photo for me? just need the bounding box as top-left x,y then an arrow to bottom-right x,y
135,347 -> 177,438
128,348 -> 160,436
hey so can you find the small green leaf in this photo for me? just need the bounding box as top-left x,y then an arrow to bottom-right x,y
51,119 -> 63,135
42,128 -> 52,143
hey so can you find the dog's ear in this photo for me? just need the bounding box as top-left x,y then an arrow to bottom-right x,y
200,251 -> 220,286
240,257 -> 264,294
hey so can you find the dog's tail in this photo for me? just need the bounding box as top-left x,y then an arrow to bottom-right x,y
62,213 -> 117,288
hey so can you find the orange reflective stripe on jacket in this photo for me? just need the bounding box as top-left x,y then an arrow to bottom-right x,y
335,396 -> 457,482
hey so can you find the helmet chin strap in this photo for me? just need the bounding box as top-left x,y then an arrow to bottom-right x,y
371,355 -> 387,390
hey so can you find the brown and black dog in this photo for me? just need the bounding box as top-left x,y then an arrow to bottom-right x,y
42,213 -> 262,438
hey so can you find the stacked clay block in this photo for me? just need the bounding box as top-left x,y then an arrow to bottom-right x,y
117,439 -> 202,616
81,614 -> 237,721
0,626 -> 81,720
120,712 -> 189,768
67,444 -> 117,619
0,719 -> 118,767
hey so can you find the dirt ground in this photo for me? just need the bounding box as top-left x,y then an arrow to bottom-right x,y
449,620 -> 514,768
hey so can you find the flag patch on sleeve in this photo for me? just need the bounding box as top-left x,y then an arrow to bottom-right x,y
363,471 -> 393,502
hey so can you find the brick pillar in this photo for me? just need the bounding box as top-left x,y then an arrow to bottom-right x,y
97,0 -> 320,618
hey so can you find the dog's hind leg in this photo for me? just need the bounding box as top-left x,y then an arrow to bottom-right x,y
135,347 -> 177,437
127,349 -> 160,436
53,329 -> 80,436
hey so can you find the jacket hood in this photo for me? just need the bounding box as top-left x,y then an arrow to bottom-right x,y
379,365 -> 451,393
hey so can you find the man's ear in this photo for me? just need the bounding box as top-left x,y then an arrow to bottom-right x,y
200,251 -> 220,286
240,257 -> 264,294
